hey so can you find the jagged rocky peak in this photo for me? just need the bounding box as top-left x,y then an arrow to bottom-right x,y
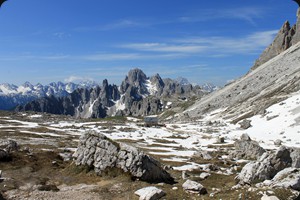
251,8 -> 300,71
120,68 -> 149,95
126,68 -> 148,86
175,77 -> 190,85
22,81 -> 34,89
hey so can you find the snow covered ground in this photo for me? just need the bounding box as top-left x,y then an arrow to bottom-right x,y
229,90 -> 300,149
1,90 -> 300,172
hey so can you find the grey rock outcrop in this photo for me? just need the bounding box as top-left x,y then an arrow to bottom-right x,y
230,134 -> 265,160
251,21 -> 296,71
236,146 -> 298,185
135,186 -> 166,200
261,167 -> 300,191
182,180 -> 207,194
252,8 -> 300,71
73,131 -> 174,184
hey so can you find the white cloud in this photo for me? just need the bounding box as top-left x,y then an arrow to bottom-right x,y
64,76 -> 94,83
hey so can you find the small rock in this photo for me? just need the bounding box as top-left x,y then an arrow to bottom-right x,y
261,194 -> 280,200
193,150 -> 213,160
240,133 -> 251,141
135,186 -> 166,200
274,139 -> 282,146
182,179 -> 207,194
203,164 -> 219,172
172,187 -> 178,190
199,172 -> 211,180
239,120 -> 252,130
37,184 -> 59,192
217,137 -> 225,144
182,171 -> 189,180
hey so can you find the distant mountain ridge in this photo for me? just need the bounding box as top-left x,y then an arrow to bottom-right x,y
15,68 -> 211,118
0,81 -> 98,110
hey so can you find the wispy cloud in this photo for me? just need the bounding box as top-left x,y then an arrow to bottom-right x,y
0,54 -> 70,61
177,30 -> 278,54
0,30 -> 277,64
120,43 -> 207,53
74,19 -> 144,32
53,32 -> 71,39
179,6 -> 266,25
81,52 -> 186,61
82,53 -> 142,61
120,30 -> 278,56
101,19 -> 143,31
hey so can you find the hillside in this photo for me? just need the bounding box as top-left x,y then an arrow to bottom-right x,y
184,41 -> 300,123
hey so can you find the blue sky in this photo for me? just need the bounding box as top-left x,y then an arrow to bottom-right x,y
0,0 -> 298,86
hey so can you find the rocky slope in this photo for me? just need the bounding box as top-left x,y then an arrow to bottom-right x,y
184,8 -> 300,124
16,69 -> 205,118
0,81 -> 98,110
251,8 -> 300,71
184,41 -> 300,122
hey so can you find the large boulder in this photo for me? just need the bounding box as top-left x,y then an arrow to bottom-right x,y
236,146 -> 293,185
0,140 -> 18,161
73,131 -> 174,184
0,140 -> 18,153
230,134 -> 265,160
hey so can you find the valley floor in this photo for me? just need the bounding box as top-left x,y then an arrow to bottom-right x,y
0,107 -> 299,199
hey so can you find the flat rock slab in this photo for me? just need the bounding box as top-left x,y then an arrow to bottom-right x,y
135,186 -> 165,200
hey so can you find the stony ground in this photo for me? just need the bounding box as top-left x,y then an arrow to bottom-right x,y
0,111 -> 299,200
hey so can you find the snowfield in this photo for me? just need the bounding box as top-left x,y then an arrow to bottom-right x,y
229,90 -> 300,149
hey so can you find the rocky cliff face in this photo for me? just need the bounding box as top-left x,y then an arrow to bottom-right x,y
251,8 -> 300,70
16,68 -> 204,118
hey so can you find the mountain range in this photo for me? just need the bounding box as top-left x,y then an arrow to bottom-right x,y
12,70 -> 215,118
0,74 -> 217,113
0,81 -> 98,110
